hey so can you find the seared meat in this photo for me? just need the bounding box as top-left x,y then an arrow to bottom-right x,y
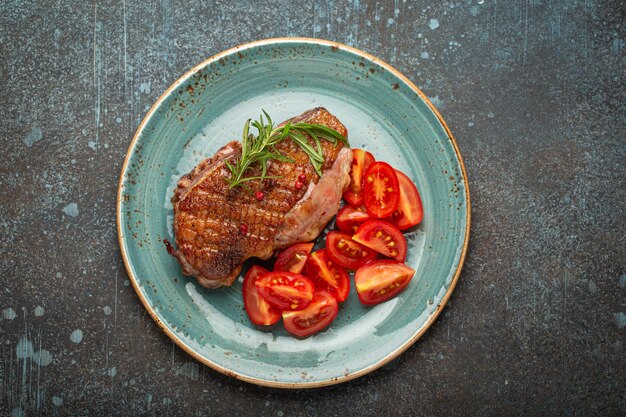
167,108 -> 352,288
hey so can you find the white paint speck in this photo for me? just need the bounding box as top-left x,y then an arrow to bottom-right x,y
139,82 -> 151,94
33,349 -> 53,366
588,280 -> 598,294
470,5 -> 480,16
619,274 -> 626,288
16,336 -> 34,358
468,121 -> 475,127
428,95 -> 446,109
278,411 -> 284,417
70,329 -> 83,344
23,128 -> 43,148
265,401 -> 270,406
487,112 -> 495,118
115,117 -> 122,124
34,306 -> 44,316
88,141 -> 97,150
387,17 -> 395,26
63,203 -> 79,217
107,366 -> 117,377
103,306 -> 112,315
56,272 -> 62,278
3,308 -> 16,320
52,396 -> 63,406
420,51 -> 430,59
429,19 -> 440,30
615,313 -> 626,329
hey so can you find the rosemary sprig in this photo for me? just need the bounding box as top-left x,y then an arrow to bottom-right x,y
224,110 -> 348,189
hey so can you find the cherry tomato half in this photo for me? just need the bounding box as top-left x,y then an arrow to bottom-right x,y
343,149 -> 375,206
274,243 -> 314,274
282,291 -> 338,337
335,205 -> 372,233
243,266 -> 281,326
388,170 -> 423,230
255,271 -> 314,311
363,161 -> 400,218
352,220 -> 407,262
354,260 -> 415,305
305,249 -> 350,302
326,231 -> 377,270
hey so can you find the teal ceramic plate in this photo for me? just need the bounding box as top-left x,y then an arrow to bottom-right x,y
117,38 -> 470,388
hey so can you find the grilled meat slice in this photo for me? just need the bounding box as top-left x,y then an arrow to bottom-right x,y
168,107 -> 352,288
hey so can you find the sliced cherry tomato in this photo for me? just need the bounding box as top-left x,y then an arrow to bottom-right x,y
326,231 -> 377,270
282,291 -> 338,337
354,260 -> 415,305
243,266 -> 281,326
388,170 -> 423,230
255,271 -> 314,311
335,205 -> 372,233
343,149 -> 375,206
352,220 -> 407,262
305,249 -> 350,302
274,243 -> 314,274
363,161 -> 400,218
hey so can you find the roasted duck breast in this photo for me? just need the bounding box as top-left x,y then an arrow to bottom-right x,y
167,107 -> 352,288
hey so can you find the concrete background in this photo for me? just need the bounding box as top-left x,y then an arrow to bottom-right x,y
1,0 -> 624,415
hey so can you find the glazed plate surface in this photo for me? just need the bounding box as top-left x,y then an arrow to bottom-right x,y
117,38 -> 470,388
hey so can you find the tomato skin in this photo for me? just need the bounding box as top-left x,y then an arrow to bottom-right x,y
282,291 -> 339,337
335,205 -> 372,233
388,170 -> 423,230
363,162 -> 400,218
304,249 -> 350,302
352,220 -> 407,262
274,243 -> 314,274
326,231 -> 377,270
243,266 -> 281,326
255,272 -> 314,311
354,260 -> 415,305
343,149 -> 375,206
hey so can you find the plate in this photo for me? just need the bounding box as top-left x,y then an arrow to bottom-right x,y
117,38 -> 470,388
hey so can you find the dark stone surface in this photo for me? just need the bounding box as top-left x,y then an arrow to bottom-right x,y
1,0 -> 624,415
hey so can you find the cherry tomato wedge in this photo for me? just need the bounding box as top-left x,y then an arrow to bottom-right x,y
243,266 -> 281,326
335,205 -> 372,233
274,243 -> 314,274
354,260 -> 415,305
352,220 -> 407,262
282,291 -> 338,337
255,271 -> 314,311
326,231 -> 377,270
343,149 -> 375,206
388,170 -> 423,230
305,249 -> 350,302
363,161 -> 400,218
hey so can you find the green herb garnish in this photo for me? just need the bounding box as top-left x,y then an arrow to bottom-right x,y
224,110 -> 348,189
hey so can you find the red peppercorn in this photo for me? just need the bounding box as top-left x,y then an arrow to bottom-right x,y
294,180 -> 303,190
298,174 -> 307,182
255,191 -> 264,201
239,224 -> 248,235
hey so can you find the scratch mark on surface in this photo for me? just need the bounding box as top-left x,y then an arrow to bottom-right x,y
114,268 -> 118,328
93,2 -> 101,149
523,0 -> 528,65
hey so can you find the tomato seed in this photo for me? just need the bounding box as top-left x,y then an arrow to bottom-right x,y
375,231 -> 383,238
388,241 -> 396,247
